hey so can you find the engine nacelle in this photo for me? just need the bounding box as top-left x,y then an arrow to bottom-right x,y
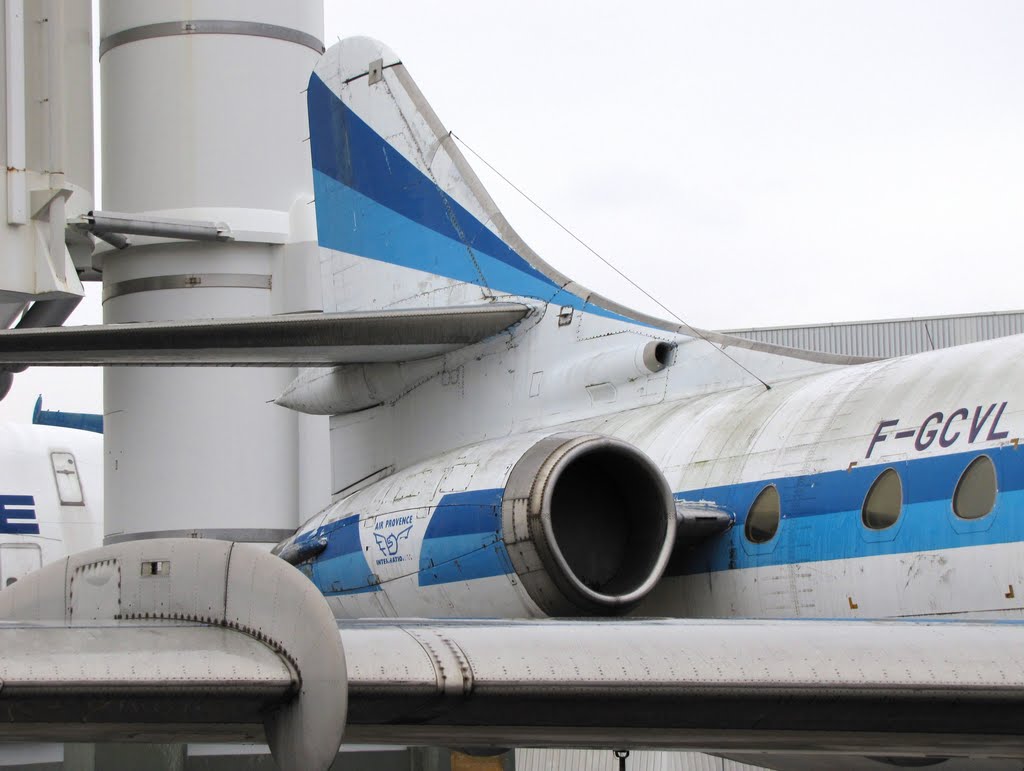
279,433 -> 676,618
501,433 -> 676,615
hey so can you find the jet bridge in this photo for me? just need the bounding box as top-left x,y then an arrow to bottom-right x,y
0,0 -> 95,401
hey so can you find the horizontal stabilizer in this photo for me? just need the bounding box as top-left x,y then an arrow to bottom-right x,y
32,395 -> 103,433
0,304 -> 528,366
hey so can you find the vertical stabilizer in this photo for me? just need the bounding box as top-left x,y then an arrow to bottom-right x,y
308,38 -> 643,326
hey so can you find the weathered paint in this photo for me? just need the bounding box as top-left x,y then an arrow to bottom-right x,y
293,38 -> 1024,624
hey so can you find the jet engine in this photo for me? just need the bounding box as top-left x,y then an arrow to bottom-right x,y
500,433 -> 676,615
279,432 -> 677,618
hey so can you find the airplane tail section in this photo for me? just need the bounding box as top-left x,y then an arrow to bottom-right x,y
307,38 -> 636,324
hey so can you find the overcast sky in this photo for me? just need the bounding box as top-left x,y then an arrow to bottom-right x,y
2,1 -> 1022,422
328,0 -> 1023,330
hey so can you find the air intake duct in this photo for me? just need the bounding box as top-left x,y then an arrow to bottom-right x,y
501,433 -> 676,616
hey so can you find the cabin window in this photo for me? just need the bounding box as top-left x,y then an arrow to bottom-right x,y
745,485 -> 780,543
953,455 -> 997,520
862,468 -> 902,530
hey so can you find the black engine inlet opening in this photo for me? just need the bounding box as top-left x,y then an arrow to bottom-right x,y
549,444 -> 670,598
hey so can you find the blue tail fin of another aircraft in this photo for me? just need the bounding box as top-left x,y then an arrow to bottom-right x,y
32,395 -> 103,434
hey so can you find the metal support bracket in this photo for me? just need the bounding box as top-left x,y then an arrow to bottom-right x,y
72,210 -> 234,244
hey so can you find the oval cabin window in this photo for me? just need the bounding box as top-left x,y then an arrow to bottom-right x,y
862,468 -> 902,530
745,485 -> 781,543
953,455 -> 997,520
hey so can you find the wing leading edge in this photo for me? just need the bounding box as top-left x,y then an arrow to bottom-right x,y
0,303 -> 529,366
2,540 -> 1024,768
341,617 -> 1024,758
0,622 -> 293,739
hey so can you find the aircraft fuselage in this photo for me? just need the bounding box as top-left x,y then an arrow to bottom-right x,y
290,332 -> 1024,622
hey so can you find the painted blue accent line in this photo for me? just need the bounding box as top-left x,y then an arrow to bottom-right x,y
308,74 -> 554,287
422,489 -> 503,538
307,74 -> 640,327
0,495 -> 38,535
680,445 -> 1024,575
419,536 -> 511,586
683,447 -> 1024,518
419,489 -> 511,585
314,171 -> 508,288
319,513 -> 362,556
313,170 -> 635,325
307,445 -> 1024,595
317,555 -> 382,595
311,513 -> 380,595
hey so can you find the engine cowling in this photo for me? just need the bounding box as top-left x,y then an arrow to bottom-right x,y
279,432 -> 676,618
501,433 -> 676,615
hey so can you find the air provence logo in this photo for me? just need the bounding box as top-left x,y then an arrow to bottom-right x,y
0,495 -> 39,535
373,514 -> 414,565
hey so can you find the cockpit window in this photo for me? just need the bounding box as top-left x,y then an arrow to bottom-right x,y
862,468 -> 902,530
745,485 -> 781,543
953,455 -> 997,520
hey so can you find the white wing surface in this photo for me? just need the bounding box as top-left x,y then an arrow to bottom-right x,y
1,540 -> 1024,770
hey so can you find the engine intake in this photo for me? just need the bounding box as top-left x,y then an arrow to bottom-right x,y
502,433 -> 676,615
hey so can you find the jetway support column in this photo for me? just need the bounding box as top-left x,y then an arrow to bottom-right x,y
98,2 -> 328,545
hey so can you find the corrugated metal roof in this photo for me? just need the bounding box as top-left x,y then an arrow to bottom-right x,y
721,309 -> 1024,359
515,749 -> 766,771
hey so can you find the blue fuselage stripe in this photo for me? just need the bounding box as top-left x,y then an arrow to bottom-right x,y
419,489 -> 509,585
311,513 -> 381,595
309,444 -> 1024,595
680,445 -> 1023,573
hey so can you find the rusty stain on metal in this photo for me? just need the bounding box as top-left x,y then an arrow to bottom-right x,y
1007,585 -> 1016,600
848,596 -> 858,610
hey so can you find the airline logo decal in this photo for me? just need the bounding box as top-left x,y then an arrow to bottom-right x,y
373,514 -> 414,565
0,495 -> 39,535
867,401 -> 1010,459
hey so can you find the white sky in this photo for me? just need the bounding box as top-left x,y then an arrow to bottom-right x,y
2,0 -> 1022,422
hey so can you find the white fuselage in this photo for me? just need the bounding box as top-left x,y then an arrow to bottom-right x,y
290,37 -> 1024,624
295,330 -> 1024,622
0,423 -> 102,585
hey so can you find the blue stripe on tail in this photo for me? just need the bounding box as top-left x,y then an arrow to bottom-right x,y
307,73 -> 639,325
308,74 -> 555,288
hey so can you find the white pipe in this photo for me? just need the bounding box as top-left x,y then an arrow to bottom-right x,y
5,0 -> 25,225
87,210 -> 233,241
44,0 -> 64,175
44,0 -> 65,281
